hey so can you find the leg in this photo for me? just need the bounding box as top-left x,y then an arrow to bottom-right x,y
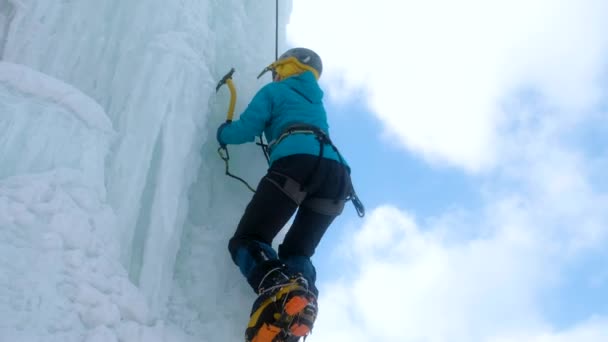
279,207 -> 335,258
228,175 -> 298,292
278,206 -> 336,296
277,157 -> 351,295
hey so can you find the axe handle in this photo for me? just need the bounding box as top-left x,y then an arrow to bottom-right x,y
225,78 -> 236,122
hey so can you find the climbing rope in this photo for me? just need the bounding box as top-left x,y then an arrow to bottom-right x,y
254,0 -> 279,164
254,0 -> 280,163
275,0 -> 279,60
215,2 -> 280,193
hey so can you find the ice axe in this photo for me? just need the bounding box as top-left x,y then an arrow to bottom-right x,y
215,68 -> 256,193
216,68 -> 236,123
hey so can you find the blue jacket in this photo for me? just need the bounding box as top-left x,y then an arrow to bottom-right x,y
219,71 -> 347,166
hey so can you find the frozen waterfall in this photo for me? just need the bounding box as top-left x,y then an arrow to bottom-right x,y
0,1 -> 291,341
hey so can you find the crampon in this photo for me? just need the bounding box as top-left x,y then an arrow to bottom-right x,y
246,279 -> 317,342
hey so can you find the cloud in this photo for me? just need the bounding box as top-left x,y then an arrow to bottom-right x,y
309,121 -> 608,341
490,317 -> 608,342
313,197 -> 608,341
287,0 -> 608,171
314,205 -> 548,341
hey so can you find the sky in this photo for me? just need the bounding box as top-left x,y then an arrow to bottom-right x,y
287,0 -> 608,341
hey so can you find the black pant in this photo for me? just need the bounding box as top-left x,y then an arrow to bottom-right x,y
228,154 -> 352,291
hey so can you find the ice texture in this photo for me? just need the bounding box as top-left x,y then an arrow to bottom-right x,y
0,1 -> 292,341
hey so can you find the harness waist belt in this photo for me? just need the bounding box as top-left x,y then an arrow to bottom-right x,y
268,126 -> 326,152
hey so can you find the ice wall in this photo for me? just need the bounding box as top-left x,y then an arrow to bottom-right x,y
0,60 -> 125,342
0,62 -> 113,195
1,0 -> 292,341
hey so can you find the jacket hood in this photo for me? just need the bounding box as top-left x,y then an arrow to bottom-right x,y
281,71 -> 323,103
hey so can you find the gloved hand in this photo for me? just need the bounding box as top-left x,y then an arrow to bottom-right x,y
216,121 -> 231,148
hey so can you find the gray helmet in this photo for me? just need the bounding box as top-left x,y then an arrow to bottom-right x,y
279,47 -> 323,77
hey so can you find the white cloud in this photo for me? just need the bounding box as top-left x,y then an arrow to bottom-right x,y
287,0 -> 608,171
490,317 -> 608,342
314,205 -> 548,341
310,126 -> 608,341
313,196 -> 608,341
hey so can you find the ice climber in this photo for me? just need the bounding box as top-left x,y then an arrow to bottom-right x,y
216,47 -> 356,341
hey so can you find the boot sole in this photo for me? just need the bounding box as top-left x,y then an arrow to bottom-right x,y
248,283 -> 304,330
281,295 -> 312,337
247,287 -> 316,341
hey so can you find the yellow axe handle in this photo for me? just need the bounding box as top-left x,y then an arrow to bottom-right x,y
226,78 -> 236,123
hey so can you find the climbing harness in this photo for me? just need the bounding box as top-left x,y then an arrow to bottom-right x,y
215,71 -> 365,217
269,124 -> 365,217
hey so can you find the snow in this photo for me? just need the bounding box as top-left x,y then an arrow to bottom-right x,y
0,1 -> 292,341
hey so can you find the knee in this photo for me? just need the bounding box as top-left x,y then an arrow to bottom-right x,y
228,236 -> 243,263
228,238 -> 279,278
229,236 -> 279,262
